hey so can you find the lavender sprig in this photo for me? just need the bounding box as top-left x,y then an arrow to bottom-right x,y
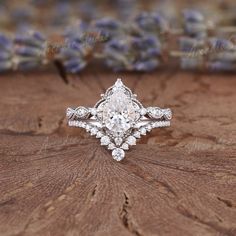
135,12 -> 168,36
103,35 -> 161,72
183,9 -> 207,39
58,43 -> 87,73
14,30 -> 47,70
179,37 -> 205,69
58,21 -> 96,73
0,34 -> 13,72
92,18 -> 123,41
208,38 -> 236,71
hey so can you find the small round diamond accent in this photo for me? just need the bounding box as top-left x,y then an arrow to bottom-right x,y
96,131 -> 103,138
89,108 -> 97,116
121,143 -> 129,150
133,131 -> 141,138
76,107 -> 89,118
100,136 -> 110,146
140,108 -> 147,115
126,136 -> 136,146
108,143 -> 116,150
85,125 -> 91,132
112,148 -> 125,161
90,128 -> 98,135
114,137 -> 123,146
139,127 -> 147,135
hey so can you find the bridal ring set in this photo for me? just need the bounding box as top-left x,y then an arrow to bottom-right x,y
66,79 -> 172,161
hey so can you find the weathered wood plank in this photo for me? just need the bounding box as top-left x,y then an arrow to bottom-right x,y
0,70 -> 236,236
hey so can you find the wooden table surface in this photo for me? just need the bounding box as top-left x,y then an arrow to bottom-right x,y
0,69 -> 236,236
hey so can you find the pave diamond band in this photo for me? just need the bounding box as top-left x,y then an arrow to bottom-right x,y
66,78 -> 172,161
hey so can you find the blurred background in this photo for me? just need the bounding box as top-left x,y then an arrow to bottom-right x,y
0,0 -> 236,74
0,0 -> 235,32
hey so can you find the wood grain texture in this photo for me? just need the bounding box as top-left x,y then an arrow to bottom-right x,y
0,69 -> 236,236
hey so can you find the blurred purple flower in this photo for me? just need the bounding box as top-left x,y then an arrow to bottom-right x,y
208,61 -> 235,71
208,38 -> 236,71
183,9 -> 204,23
93,18 -> 122,40
135,12 -> 168,34
209,38 -> 234,52
183,9 -> 207,39
0,33 -> 13,72
58,38 -> 92,73
103,35 -> 161,72
14,30 -> 47,70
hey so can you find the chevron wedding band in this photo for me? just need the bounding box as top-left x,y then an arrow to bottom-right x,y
66,79 -> 172,161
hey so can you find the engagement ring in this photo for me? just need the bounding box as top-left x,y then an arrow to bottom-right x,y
66,79 -> 172,161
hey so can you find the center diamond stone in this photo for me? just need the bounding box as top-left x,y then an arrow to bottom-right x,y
102,89 -> 137,132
